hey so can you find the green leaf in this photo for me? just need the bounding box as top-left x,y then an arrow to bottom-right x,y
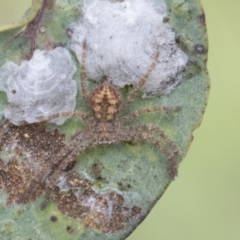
0,0 -> 42,32
0,0 -> 209,239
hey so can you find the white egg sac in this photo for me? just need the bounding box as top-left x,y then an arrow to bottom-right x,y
71,0 -> 188,96
0,47 -> 77,125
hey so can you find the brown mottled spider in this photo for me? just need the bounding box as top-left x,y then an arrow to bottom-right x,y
38,41 -> 180,196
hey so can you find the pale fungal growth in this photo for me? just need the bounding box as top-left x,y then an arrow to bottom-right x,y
71,0 -> 188,96
0,47 -> 77,125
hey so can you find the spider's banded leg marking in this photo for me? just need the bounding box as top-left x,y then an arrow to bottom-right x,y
19,132 -> 87,204
47,131 -> 87,167
123,126 -> 178,179
29,131 -> 86,184
41,140 -> 97,209
81,41 -> 89,104
42,132 -> 89,182
122,131 -> 172,163
38,111 -> 88,124
138,124 -> 178,178
126,51 -> 160,107
122,106 -> 180,122
45,137 -> 95,190
41,137 -> 93,210
45,147 -> 83,189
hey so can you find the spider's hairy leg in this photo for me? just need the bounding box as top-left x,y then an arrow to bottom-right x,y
123,125 -> 178,179
80,40 -> 89,103
45,145 -> 87,189
41,131 -> 88,182
133,124 -> 178,178
18,131 -> 87,205
121,106 -> 180,122
41,135 -> 95,209
38,111 -> 88,123
40,145 -> 90,210
126,51 -> 160,107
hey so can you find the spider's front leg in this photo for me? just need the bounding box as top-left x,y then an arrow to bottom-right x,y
122,125 -> 179,179
42,131 -> 90,187
80,40 -> 89,104
17,131 -> 86,205
125,51 -> 160,107
41,134 -> 95,209
121,105 -> 180,123
38,111 -> 88,124
40,151 -> 84,209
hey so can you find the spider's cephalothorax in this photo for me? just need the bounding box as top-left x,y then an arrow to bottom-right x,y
32,41 -> 180,205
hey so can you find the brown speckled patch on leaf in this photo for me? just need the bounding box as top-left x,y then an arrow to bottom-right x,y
0,122 -> 65,161
53,171 -> 142,233
0,160 -> 43,204
0,122 -> 65,204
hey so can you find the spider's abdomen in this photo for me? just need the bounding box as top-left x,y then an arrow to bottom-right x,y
90,82 -> 121,121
